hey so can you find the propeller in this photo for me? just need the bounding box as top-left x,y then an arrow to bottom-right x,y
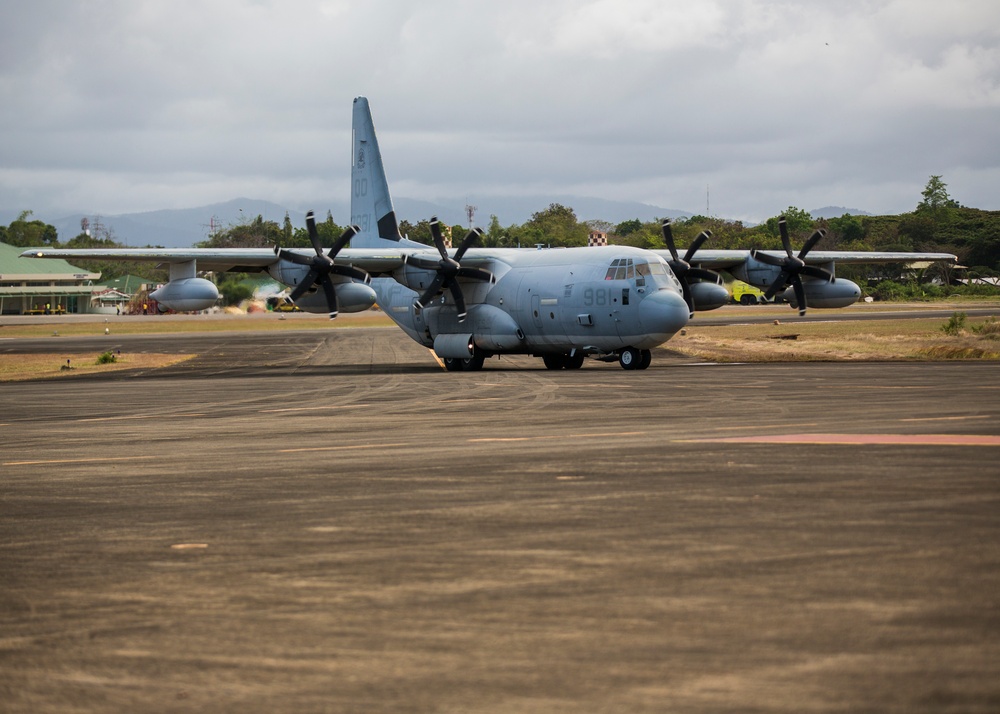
407,217 -> 494,321
661,219 -> 724,318
274,211 -> 369,319
751,216 -> 834,316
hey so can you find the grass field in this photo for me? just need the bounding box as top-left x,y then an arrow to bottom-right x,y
2,306 -> 998,381
672,315 -> 1000,362
0,353 -> 195,382
0,311 -> 395,338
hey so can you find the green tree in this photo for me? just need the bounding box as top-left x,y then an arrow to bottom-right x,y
198,215 -> 284,248
518,203 -> 589,248
612,221 -> 663,250
399,218 -> 433,245
3,210 -> 58,247
217,274 -> 255,306
827,214 -> 864,245
615,218 -> 642,236
286,213 -> 346,249
482,214 -> 515,247
763,207 -> 814,241
917,175 -> 957,213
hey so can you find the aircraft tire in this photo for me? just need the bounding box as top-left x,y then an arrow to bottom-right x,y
565,353 -> 585,370
638,350 -> 652,370
619,347 -> 641,370
462,350 -> 486,371
443,357 -> 465,372
543,354 -> 567,370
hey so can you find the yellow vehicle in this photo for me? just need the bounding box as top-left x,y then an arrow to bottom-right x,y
731,280 -> 770,305
266,296 -> 301,312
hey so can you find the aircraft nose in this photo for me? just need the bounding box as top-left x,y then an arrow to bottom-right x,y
639,288 -> 690,337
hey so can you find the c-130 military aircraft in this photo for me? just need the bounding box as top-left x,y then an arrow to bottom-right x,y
24,97 -> 955,371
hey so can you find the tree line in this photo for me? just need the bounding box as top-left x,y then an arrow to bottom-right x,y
5,177 -> 1000,289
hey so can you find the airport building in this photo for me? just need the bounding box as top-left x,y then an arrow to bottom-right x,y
0,241 -> 102,315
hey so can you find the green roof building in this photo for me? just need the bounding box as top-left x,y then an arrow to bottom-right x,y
0,241 -> 102,315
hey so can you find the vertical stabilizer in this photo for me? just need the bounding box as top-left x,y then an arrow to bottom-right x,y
350,97 -> 413,249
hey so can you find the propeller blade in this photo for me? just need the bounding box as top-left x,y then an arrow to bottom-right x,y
682,230 -> 712,263
305,211 -> 324,256
449,281 -> 467,320
791,275 -> 807,317
289,268 -> 319,302
406,254 -> 442,271
329,224 -> 359,257
778,217 -> 794,259
800,265 -> 835,283
332,264 -> 371,284
679,280 -> 695,318
688,267 -> 723,284
661,220 -> 680,262
415,274 -> 445,310
752,250 -> 787,268
763,272 -> 788,300
456,266 -> 494,283
411,217 -> 490,319
429,217 -> 449,260
798,228 -> 826,258
753,221 -> 832,315
276,249 -> 314,267
453,228 -> 482,262
319,275 -> 338,319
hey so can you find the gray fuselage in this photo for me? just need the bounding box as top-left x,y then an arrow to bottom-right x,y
371,245 -> 690,357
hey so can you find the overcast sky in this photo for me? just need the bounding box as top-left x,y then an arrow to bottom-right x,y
2,0 -> 998,224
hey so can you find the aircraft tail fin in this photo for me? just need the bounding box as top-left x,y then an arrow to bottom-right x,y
350,97 -> 421,250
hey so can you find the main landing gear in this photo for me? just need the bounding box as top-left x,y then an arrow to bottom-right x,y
618,347 -> 652,370
542,353 -> 585,370
443,347 -> 486,372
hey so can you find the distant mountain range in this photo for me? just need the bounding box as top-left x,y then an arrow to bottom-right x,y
809,206 -> 873,219
2,199 -> 871,248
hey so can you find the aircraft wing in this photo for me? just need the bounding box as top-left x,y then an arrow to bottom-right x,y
19,247 -> 407,274
654,249 -> 958,269
20,248 -> 279,272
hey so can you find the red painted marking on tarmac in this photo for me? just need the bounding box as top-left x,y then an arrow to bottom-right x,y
681,433 -> 1000,446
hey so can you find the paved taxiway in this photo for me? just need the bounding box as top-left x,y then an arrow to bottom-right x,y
2,326 -> 999,712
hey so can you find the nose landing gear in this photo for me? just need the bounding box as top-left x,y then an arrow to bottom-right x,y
618,347 -> 652,370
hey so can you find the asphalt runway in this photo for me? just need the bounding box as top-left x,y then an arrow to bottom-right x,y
2,327 -> 999,712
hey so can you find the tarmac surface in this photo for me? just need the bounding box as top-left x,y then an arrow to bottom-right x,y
2,325 -> 999,712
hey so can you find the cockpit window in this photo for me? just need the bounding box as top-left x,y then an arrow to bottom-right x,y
605,257 -> 670,286
605,257 -> 635,280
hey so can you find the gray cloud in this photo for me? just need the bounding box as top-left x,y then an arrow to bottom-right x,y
2,0 -> 998,222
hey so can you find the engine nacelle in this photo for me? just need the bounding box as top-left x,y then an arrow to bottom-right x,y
267,258 -> 311,288
291,282 -> 377,314
781,279 -> 861,309
433,333 -> 475,359
730,253 -> 782,289
395,262 -> 438,293
149,278 -> 219,312
690,281 -> 730,312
